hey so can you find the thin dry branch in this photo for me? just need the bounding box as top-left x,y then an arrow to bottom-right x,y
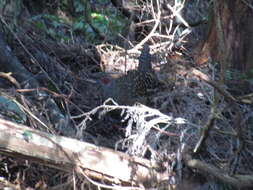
128,0 -> 161,53
0,72 -> 21,88
166,2 -> 189,28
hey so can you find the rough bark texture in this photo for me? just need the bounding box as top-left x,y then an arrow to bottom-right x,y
194,0 -> 253,76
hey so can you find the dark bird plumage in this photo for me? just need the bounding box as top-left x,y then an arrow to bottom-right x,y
101,44 -> 160,105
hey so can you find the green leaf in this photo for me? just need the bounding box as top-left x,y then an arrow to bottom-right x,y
73,21 -> 85,31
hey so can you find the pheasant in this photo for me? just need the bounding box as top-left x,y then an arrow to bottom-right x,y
100,44 -> 159,105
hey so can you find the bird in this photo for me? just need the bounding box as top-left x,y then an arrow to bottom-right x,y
135,44 -> 159,93
100,44 -> 159,105
138,44 -> 152,73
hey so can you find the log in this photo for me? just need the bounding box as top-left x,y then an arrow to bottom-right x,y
183,149 -> 253,188
0,118 -> 169,188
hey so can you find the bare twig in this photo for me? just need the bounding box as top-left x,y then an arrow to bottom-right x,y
166,3 -> 189,28
0,72 -> 21,88
128,0 -> 161,53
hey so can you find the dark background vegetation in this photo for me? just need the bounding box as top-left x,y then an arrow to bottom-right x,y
0,0 -> 252,189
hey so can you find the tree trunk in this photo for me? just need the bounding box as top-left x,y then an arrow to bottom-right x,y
194,0 -> 253,78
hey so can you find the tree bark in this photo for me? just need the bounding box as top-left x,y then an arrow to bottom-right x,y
194,0 -> 253,76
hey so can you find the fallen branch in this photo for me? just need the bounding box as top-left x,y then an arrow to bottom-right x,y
182,149 -> 253,188
0,118 -> 169,188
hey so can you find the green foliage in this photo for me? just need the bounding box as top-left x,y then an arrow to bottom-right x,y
27,0 -> 126,43
0,96 -> 26,123
43,14 -> 66,28
96,0 -> 110,4
72,11 -> 125,42
59,0 -> 69,11
73,17 -> 86,31
34,20 -> 47,31
73,0 -> 85,13
91,12 -> 109,33
30,14 -> 71,42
